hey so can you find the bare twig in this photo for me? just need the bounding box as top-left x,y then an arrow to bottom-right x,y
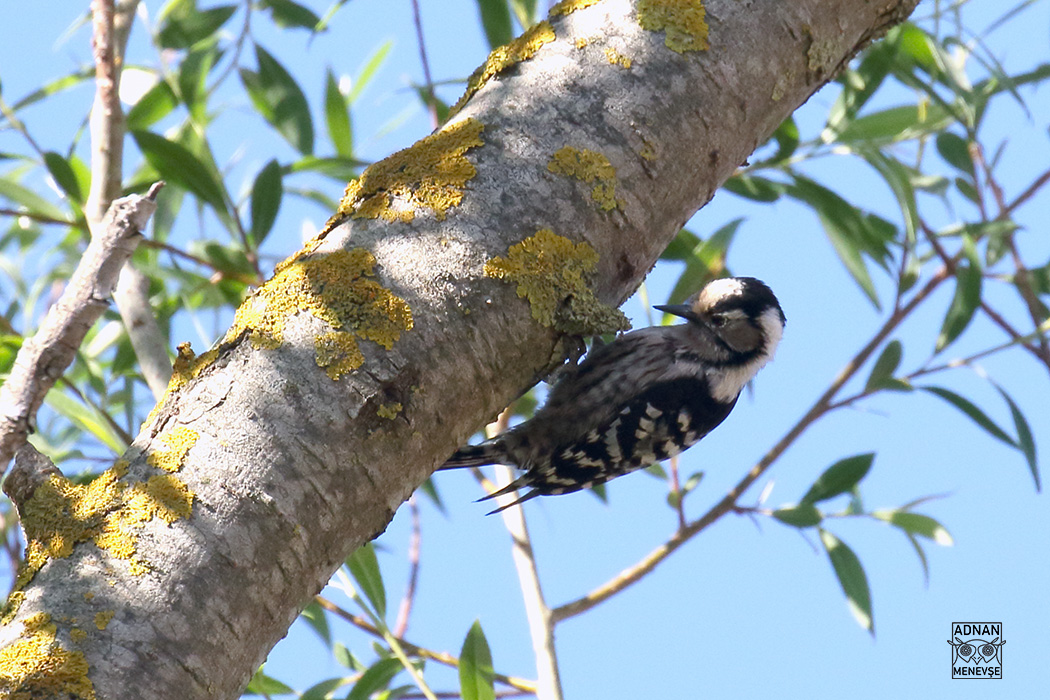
410,0 -> 440,129
314,596 -> 536,693
551,269 -> 950,622
484,410 -> 563,700
393,495 -> 422,638
0,184 -> 163,472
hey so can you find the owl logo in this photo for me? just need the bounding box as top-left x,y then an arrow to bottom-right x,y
949,625 -> 1004,678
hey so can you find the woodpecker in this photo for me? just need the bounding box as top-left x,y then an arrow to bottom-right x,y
441,276 -> 785,513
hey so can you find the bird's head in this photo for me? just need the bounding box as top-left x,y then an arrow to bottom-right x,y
654,277 -> 786,366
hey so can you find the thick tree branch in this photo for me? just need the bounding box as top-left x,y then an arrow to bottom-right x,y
0,1 -> 920,697
0,184 -> 162,470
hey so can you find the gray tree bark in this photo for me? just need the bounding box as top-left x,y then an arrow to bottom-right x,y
0,1 -> 918,697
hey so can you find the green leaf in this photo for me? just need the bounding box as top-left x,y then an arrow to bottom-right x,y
324,69 -> 353,157
935,263 -> 981,352
44,389 -> 126,455
509,0 -> 537,28
244,666 -> 294,695
459,620 -> 496,700
820,530 -> 874,635
43,152 -> 84,205
241,45 -> 315,155
299,600 -> 331,646
0,176 -> 71,222
772,503 -> 823,528
8,69 -> 94,114
666,219 -> 742,305
346,658 -> 404,700
872,510 -> 953,546
349,40 -> 394,104
126,80 -> 179,130
802,454 -> 875,504
935,132 -> 974,177
865,340 -> 902,392
333,642 -> 355,669
177,41 -> 220,121
157,0 -> 237,49
994,385 -> 1040,492
833,104 -> 955,144
346,543 -> 386,619
722,174 -> 782,202
132,130 -> 227,210
922,386 -> 1016,446
476,0 -> 514,49
250,159 -> 283,246
418,476 -> 447,515
660,228 -> 701,262
259,0 -> 322,30
301,676 -> 352,700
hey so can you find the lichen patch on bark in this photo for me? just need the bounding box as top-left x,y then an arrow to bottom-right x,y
449,23 -> 556,117
638,0 -> 710,53
547,146 -> 625,211
0,613 -> 94,700
484,229 -> 630,335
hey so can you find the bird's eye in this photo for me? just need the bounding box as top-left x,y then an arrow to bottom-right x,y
709,314 -> 727,328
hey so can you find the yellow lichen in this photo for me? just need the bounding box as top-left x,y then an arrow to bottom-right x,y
450,22 -> 556,117
145,426 -> 198,474
11,443 -> 196,591
314,331 -> 364,380
376,402 -> 403,420
484,229 -> 630,335
227,249 -> 412,378
93,612 -> 114,632
574,37 -> 590,49
550,0 -> 603,16
322,119 -> 485,232
0,613 -> 95,700
69,628 -> 87,644
603,47 -> 632,69
637,0 -> 709,53
547,146 -> 625,211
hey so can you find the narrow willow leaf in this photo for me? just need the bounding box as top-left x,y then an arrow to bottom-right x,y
345,659 -> 404,700
459,620 -> 496,700
477,0 -> 514,49
722,174 -> 782,202
660,228 -> 702,262
346,543 -> 386,619
244,667 -> 294,695
302,676 -> 353,700
126,80 -> 179,130
872,510 -> 953,546
157,0 -> 237,49
903,531 -> 931,587
772,503 -> 823,528
666,219 -> 743,305
43,152 -> 83,205
865,340 -> 902,392
299,600 -> 331,646
260,0 -> 322,30
820,530 -> 874,635
935,132 -> 974,176
935,263 -> 981,352
44,389 -> 126,455
242,45 -> 315,155
349,40 -> 394,104
324,68 -> 353,157
922,386 -> 1016,446
249,159 -> 283,246
0,177 -> 70,222
509,0 -> 537,28
994,385 -> 1041,491
802,454 -> 875,504
836,104 -> 953,144
132,130 -> 227,210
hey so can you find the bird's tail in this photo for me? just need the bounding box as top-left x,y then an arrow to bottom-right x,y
438,438 -> 507,470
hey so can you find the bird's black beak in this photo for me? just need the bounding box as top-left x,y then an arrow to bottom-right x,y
653,303 -> 697,322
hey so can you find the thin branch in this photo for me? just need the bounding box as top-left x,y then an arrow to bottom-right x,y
393,495 -> 422,638
1003,167 -> 1050,216
484,410 -> 563,700
551,269 -> 950,623
410,0 -> 440,129
0,209 -> 74,226
0,184 -> 163,472
314,596 -> 536,693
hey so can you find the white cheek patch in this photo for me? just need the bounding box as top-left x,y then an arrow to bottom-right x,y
707,307 -> 784,403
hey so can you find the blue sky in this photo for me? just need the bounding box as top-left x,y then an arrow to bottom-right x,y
1,1 -> 1048,698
